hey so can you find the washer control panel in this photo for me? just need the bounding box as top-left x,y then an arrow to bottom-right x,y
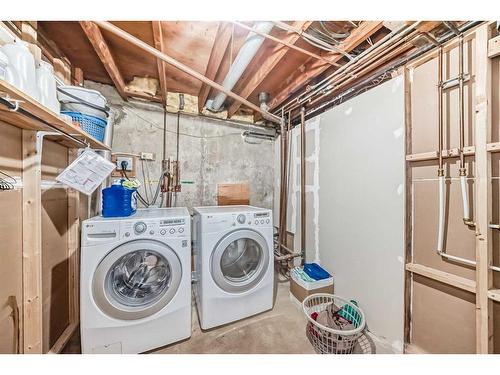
121,217 -> 188,239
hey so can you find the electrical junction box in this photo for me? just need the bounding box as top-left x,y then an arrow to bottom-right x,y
115,156 -> 134,171
111,154 -> 137,178
140,152 -> 155,161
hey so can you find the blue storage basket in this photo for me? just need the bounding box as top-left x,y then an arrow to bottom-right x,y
62,111 -> 107,142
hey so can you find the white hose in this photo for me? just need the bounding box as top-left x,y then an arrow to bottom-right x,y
437,175 -> 445,253
460,174 -> 470,220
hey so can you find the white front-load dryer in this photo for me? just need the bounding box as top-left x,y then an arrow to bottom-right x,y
80,208 -> 191,354
193,205 -> 274,330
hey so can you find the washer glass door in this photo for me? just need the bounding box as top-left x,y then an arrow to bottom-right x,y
93,239 -> 182,320
211,229 -> 269,293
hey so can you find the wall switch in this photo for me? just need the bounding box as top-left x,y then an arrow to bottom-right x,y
140,152 -> 155,161
115,156 -> 134,171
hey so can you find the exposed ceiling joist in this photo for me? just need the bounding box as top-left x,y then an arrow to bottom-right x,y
94,21 -> 281,123
227,21 -> 313,118
268,21 -> 384,111
198,22 -> 233,113
79,21 -> 128,100
151,21 -> 168,105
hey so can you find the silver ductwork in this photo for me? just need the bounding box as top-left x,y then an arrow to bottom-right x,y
206,21 -> 274,112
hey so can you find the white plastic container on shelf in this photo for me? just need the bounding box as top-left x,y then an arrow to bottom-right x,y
0,51 -> 8,80
57,85 -> 108,120
36,60 -> 60,114
0,40 -> 39,100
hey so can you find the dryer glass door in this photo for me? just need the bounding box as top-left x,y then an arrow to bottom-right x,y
93,239 -> 182,320
211,229 -> 269,293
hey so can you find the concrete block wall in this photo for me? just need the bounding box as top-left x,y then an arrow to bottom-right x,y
85,81 -> 275,211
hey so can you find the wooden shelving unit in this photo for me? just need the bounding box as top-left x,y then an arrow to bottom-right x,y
0,79 -> 109,150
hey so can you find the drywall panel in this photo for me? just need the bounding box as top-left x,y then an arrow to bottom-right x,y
411,275 -> 475,353
0,122 -> 22,354
318,76 -> 405,351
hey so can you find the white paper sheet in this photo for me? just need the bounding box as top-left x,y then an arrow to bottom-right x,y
56,148 -> 115,195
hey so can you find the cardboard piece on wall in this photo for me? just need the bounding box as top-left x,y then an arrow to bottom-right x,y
217,183 -> 250,206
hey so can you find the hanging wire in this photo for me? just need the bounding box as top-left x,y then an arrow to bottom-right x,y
0,170 -> 16,191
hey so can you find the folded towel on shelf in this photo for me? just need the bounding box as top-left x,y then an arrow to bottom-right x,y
291,267 -> 316,283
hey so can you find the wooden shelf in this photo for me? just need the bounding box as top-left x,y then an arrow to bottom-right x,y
0,79 -> 109,150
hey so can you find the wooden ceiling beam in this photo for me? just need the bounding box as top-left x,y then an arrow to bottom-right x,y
198,22 -> 233,113
79,21 -> 128,100
151,21 -> 168,105
268,21 -> 384,111
94,21 -> 281,123
227,21 -> 313,118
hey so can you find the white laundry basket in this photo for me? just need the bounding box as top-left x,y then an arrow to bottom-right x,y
302,293 -> 365,354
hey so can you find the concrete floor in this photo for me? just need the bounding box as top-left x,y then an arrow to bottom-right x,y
64,279 -> 390,354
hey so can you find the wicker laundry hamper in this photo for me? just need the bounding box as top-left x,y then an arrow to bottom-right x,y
302,293 -> 366,354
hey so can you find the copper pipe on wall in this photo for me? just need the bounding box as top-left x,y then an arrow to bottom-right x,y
458,35 -> 466,176
300,106 -> 306,265
278,113 -> 286,252
438,46 -> 444,175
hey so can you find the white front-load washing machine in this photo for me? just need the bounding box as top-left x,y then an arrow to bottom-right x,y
193,205 -> 274,329
80,208 -> 191,354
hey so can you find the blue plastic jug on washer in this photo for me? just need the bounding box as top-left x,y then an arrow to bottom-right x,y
102,179 -> 138,217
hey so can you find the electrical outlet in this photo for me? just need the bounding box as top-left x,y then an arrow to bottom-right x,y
116,156 -> 133,171
140,152 -> 155,161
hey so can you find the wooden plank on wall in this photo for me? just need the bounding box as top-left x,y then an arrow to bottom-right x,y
406,263 -> 477,294
22,130 -> 42,354
67,149 -> 80,327
474,24 -> 494,354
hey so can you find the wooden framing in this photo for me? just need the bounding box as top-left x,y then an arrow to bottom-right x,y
268,21 -> 384,110
21,130 -> 43,354
79,21 -> 128,100
488,35 -> 500,58
151,21 -> 168,105
405,263 -> 476,294
227,21 -> 313,118
198,22 -> 233,113
473,24 -> 493,354
404,23 -> 496,354
94,21 -> 281,123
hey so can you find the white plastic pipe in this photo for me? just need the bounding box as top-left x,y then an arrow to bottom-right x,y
460,175 -> 470,220
437,175 -> 445,253
206,21 -> 274,112
436,175 -> 476,267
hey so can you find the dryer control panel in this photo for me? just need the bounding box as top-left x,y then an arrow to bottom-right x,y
82,217 -> 190,247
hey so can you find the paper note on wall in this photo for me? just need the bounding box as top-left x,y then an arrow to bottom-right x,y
56,149 -> 115,195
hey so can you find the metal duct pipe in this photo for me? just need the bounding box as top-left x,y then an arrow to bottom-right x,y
206,21 -> 274,112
